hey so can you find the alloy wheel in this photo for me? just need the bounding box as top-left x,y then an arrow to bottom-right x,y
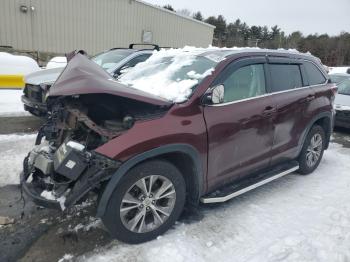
120,175 -> 176,233
306,133 -> 323,168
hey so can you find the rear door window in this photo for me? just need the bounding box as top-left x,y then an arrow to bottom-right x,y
270,64 -> 303,92
303,61 -> 326,85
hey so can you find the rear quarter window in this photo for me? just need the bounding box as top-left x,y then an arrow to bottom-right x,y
270,64 -> 303,92
304,61 -> 326,85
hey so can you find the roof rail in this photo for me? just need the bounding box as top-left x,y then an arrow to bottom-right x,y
129,43 -> 160,51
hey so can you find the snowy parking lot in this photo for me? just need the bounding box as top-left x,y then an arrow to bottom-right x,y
0,89 -> 29,117
0,131 -> 350,261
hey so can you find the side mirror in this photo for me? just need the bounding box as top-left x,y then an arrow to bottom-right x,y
202,84 -> 225,105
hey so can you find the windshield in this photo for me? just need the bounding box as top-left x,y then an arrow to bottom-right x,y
338,79 -> 350,95
91,49 -> 134,73
330,74 -> 350,84
119,51 -> 218,102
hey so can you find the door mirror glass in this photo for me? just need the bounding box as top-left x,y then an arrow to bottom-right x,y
211,84 -> 225,104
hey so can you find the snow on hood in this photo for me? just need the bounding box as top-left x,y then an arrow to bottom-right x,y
118,46 -> 218,103
46,56 -> 67,69
0,52 -> 40,75
25,67 -> 64,86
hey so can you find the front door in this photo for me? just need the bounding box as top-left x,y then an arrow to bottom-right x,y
203,57 -> 275,191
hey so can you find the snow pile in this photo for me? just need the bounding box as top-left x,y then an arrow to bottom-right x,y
0,90 -> 29,116
40,190 -> 66,210
46,56 -> 67,69
0,52 -> 40,75
58,254 -> 74,262
83,143 -> 350,262
119,46 -> 217,102
70,217 -> 102,233
0,134 -> 36,186
40,190 -> 56,200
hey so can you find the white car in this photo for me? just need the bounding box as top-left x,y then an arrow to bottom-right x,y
22,44 -> 158,116
329,66 -> 350,75
334,78 -> 350,128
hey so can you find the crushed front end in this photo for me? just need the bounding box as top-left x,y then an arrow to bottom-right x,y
21,97 -> 125,210
20,53 -> 171,211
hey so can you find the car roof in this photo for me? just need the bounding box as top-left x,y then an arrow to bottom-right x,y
199,48 -> 318,62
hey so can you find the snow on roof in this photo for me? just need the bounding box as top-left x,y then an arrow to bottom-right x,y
46,56 -> 67,69
0,52 -> 40,75
119,46 -> 313,103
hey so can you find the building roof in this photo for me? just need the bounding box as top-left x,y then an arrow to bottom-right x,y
136,0 -> 216,29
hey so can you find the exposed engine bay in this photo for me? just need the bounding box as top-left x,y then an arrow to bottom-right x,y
21,93 -> 169,210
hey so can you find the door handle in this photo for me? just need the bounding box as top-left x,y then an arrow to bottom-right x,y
299,95 -> 315,104
262,106 -> 276,116
306,95 -> 315,102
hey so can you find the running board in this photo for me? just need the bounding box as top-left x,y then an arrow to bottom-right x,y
201,161 -> 299,204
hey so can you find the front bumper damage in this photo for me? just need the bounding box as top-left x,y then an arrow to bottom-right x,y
21,140 -> 121,210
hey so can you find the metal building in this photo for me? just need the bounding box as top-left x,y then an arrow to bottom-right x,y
0,0 -> 214,54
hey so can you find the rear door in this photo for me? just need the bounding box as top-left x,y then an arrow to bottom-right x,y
267,57 -> 315,165
203,57 -> 275,190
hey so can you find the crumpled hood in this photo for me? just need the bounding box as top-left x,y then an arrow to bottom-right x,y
49,54 -> 172,106
335,94 -> 350,108
25,67 -> 64,86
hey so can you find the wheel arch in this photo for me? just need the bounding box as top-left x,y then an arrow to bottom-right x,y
298,112 -> 333,155
96,144 -> 204,218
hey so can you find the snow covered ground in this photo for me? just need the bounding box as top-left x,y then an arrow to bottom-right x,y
0,90 -> 29,116
1,133 -> 350,262
81,143 -> 350,262
0,134 -> 36,186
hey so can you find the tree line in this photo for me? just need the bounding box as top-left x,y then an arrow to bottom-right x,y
163,5 -> 350,66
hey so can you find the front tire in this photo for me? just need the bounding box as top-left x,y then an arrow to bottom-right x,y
297,125 -> 325,175
101,159 -> 186,244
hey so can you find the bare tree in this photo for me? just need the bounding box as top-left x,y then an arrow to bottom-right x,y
177,8 -> 191,17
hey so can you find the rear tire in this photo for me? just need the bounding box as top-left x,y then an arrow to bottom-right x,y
101,159 -> 186,244
297,125 -> 325,175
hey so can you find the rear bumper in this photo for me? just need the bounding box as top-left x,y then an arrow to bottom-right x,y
21,95 -> 47,115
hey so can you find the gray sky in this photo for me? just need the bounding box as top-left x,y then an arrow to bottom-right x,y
145,0 -> 350,36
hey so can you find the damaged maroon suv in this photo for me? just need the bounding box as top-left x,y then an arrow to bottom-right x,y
21,48 -> 336,243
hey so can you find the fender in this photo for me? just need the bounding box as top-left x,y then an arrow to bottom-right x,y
96,144 -> 203,217
297,111 -> 333,156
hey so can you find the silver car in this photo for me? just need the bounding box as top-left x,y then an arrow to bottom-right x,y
22,45 -> 157,116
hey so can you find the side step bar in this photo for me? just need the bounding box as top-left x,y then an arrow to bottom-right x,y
201,162 -> 299,204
